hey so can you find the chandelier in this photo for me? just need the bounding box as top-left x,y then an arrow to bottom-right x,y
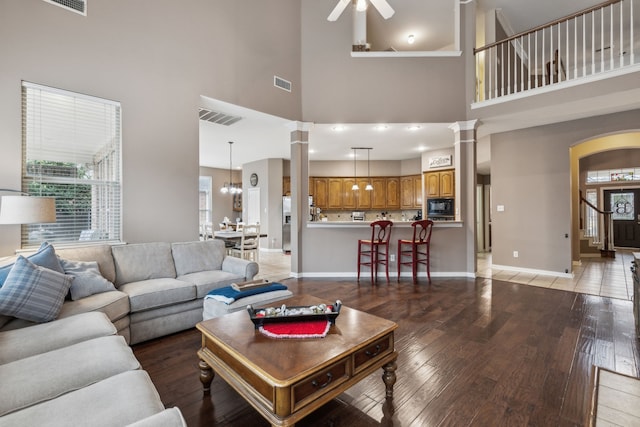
220,141 -> 242,194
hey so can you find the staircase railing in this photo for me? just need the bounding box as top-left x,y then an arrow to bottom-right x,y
474,0 -> 637,102
580,190 -> 615,257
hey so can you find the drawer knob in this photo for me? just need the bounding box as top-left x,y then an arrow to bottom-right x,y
365,344 -> 382,357
311,372 -> 333,389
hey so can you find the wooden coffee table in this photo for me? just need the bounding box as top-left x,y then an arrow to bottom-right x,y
197,294 -> 398,427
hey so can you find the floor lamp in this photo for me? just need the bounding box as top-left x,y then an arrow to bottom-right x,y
0,190 -> 57,225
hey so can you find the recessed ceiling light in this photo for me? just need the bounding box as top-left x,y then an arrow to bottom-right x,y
407,34 -> 415,44
407,125 -> 421,131
374,124 -> 388,131
331,125 -> 346,132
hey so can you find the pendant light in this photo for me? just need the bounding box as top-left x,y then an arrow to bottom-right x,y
365,148 -> 373,191
220,141 -> 242,194
351,148 -> 359,191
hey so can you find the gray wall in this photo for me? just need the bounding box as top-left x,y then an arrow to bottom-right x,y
300,0 -> 467,124
0,0 -> 301,255
491,109 -> 640,274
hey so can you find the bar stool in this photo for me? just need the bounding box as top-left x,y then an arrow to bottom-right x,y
397,219 -> 433,283
357,220 -> 393,282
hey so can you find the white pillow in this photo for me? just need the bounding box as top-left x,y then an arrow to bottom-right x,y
60,259 -> 116,301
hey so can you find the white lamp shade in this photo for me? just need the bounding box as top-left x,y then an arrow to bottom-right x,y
0,196 -> 57,224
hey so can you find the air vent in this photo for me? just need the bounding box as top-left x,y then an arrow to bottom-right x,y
198,108 -> 242,126
43,0 -> 86,15
274,76 -> 292,92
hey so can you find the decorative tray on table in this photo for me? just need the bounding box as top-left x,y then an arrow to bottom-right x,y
246,300 -> 342,329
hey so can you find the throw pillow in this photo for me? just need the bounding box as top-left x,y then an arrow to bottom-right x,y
0,242 -> 65,287
0,256 -> 73,323
60,259 -> 116,301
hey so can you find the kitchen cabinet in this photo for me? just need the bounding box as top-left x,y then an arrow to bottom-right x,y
313,178 -> 328,209
356,179 -> 372,209
327,178 -> 343,209
371,178 -> 387,209
342,178 -> 357,209
386,177 -> 400,209
424,169 -> 454,198
414,174 -> 423,207
283,177 -> 290,196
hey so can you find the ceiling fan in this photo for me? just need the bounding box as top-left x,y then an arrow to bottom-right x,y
327,0 -> 395,21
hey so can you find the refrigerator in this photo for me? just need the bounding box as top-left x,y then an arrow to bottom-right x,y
282,196 -> 292,253
282,196 -> 313,253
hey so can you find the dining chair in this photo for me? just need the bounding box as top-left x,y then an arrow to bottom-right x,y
357,220 -> 393,282
231,223 -> 259,262
397,219 -> 433,283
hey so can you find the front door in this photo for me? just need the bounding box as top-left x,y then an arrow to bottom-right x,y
605,188 -> 640,248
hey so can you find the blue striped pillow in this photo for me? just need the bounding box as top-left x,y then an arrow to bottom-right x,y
0,242 -> 64,287
0,256 -> 72,323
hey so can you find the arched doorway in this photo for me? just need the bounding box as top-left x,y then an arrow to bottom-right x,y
570,132 -> 640,264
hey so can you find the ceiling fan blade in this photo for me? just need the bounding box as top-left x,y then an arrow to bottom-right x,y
327,0 -> 350,21
369,0 -> 395,19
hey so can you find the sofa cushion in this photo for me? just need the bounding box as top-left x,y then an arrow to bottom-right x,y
60,259 -> 117,300
125,407 -> 187,427
0,256 -> 72,323
171,240 -> 225,276
119,278 -> 195,312
112,242 -> 176,286
0,370 -> 167,427
0,335 -> 140,417
0,312 -> 116,365
0,242 -> 64,287
58,289 -> 130,323
55,244 -> 117,283
177,270 -> 243,299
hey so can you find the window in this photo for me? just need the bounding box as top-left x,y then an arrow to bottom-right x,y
199,176 -> 212,237
22,82 -> 122,248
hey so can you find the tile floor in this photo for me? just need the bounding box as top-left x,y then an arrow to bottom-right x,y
254,248 -> 637,301
478,249 -> 636,301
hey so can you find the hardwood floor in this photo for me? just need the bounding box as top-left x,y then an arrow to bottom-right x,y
133,277 -> 640,426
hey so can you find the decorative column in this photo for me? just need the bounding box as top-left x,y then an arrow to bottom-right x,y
449,120 -> 478,275
286,121 -> 313,276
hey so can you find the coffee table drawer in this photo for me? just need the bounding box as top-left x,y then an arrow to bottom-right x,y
353,334 -> 393,373
292,358 -> 349,411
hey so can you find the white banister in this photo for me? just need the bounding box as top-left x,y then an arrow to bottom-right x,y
474,0 -> 639,102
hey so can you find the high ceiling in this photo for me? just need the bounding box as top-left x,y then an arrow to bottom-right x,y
199,0 -> 616,172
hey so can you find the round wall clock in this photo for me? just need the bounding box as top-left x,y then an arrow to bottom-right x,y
250,173 -> 258,186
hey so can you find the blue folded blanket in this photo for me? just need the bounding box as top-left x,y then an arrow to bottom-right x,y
205,283 -> 288,304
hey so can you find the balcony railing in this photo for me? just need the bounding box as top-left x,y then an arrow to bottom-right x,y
474,0 -> 638,103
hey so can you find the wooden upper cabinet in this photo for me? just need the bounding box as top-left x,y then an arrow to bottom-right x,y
413,174 -> 423,207
424,169 -> 454,199
371,178 -> 387,209
313,178 -> 328,209
283,176 -> 291,196
385,177 -> 400,209
425,172 -> 440,198
400,176 -> 414,209
439,170 -> 454,197
327,178 -> 343,209
342,178 -> 357,209
356,178 -> 372,209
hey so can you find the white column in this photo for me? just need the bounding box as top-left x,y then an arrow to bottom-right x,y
449,120 -> 479,275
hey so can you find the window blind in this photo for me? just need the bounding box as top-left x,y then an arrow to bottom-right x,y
21,82 -> 122,248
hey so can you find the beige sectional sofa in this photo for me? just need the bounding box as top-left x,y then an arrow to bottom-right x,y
0,239 -> 259,344
0,239 -> 259,425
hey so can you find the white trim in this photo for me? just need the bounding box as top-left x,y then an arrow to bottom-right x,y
449,120 -> 478,133
471,63 -> 640,109
351,51 -> 463,58
492,264 -> 574,279
22,81 -> 119,107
